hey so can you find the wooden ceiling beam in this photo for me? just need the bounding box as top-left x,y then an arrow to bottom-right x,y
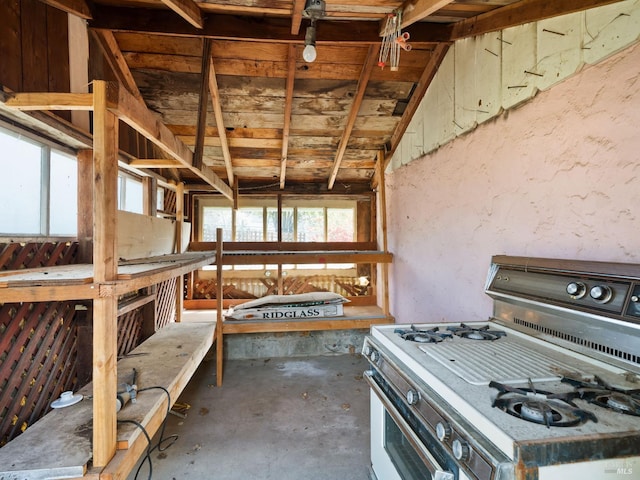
208,56 -> 235,187
382,42 -> 450,171
280,44 -> 296,190
291,0 -> 306,35
128,159 -> 185,168
449,0 -> 625,40
160,0 -> 204,29
193,38 -> 212,170
328,44 -> 379,190
38,0 -> 92,19
400,0 -> 456,29
3,92 -> 94,111
88,6 -> 451,44
91,29 -> 144,102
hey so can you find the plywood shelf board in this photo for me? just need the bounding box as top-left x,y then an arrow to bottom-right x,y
0,322 -> 215,480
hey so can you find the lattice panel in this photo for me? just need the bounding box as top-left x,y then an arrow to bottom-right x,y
0,301 -> 78,446
117,308 -> 144,357
163,189 -> 176,215
0,242 -> 78,270
156,278 -> 177,330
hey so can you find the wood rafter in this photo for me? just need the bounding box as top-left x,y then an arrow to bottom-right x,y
208,57 -> 235,187
88,6 -> 451,44
280,44 -> 296,190
193,38 -> 212,170
382,43 -> 450,172
328,44 -> 379,190
160,0 -> 204,29
290,0 -> 306,35
400,0 -> 456,29
449,0 -> 624,40
91,29 -> 144,102
38,0 -> 92,19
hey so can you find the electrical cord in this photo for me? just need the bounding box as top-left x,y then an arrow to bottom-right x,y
117,385 -> 179,480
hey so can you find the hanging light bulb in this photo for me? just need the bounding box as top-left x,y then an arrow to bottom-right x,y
303,20 -> 317,63
302,0 -> 324,63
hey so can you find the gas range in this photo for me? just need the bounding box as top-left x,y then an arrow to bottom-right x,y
363,256 -> 640,480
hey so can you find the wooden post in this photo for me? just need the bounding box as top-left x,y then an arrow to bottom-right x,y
77,149 -> 93,264
175,181 -> 184,323
377,151 -> 390,317
216,227 -> 224,386
92,80 -> 119,468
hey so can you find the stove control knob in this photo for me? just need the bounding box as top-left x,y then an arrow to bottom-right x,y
369,350 -> 380,363
590,285 -> 613,303
435,422 -> 451,442
566,282 -> 586,298
363,345 -> 373,357
452,439 -> 470,461
406,390 -> 419,405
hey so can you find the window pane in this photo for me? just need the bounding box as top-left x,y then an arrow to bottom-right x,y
202,206 -> 232,241
327,208 -> 354,242
157,188 -> 165,213
0,129 -> 42,234
297,207 -> 324,242
266,207 -> 294,241
50,151 -> 77,236
124,177 -> 143,214
236,207 -> 264,241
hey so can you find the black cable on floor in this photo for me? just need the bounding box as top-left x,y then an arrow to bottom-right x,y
117,385 -> 179,480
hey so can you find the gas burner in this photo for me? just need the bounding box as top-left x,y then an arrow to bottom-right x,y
394,325 -> 452,343
447,323 -> 506,341
562,376 -> 640,416
490,380 -> 598,427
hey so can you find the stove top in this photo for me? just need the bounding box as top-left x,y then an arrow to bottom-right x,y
371,321 -> 640,456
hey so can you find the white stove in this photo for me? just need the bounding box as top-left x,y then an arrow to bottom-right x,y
363,256 -> 640,480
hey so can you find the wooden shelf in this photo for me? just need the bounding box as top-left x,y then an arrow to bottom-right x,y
0,251 -> 216,302
0,322 -> 215,480
221,250 -> 392,266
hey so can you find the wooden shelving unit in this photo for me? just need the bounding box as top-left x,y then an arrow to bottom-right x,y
205,234 -> 394,386
0,80 -> 222,479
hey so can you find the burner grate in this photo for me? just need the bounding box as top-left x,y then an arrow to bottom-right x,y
420,340 -> 583,385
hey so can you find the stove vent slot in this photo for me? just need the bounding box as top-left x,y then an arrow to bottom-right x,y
513,317 -> 639,366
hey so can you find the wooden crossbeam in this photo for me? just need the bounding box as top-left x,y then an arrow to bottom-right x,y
128,159 -> 185,168
160,0 -> 204,29
3,92 -> 94,110
449,0 -> 624,40
91,29 -> 144,101
399,0 -> 456,29
328,44 -> 379,190
280,44 -> 296,189
38,0 -> 92,19
208,56 -> 235,186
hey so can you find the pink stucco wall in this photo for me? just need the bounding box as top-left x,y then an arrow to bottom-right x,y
385,42 -> 640,324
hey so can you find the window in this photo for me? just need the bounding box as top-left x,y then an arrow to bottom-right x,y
0,126 -> 77,237
117,173 -> 144,214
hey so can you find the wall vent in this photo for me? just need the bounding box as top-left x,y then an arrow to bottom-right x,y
513,317 -> 639,366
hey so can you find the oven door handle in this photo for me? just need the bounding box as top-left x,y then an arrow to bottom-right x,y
365,371 -> 455,480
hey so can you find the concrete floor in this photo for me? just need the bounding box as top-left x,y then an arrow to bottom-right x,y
127,353 -> 372,480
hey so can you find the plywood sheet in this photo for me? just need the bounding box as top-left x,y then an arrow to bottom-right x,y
118,211 -> 190,260
536,13 -> 584,91
584,1 -> 640,65
501,23 -> 538,110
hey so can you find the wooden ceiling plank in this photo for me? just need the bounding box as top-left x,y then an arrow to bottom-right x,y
112,82 -> 233,199
399,0 -> 456,29
4,92 -> 94,110
328,44 -> 380,190
450,0 -> 625,40
38,0 -> 92,19
91,29 -> 144,102
208,56 -> 235,187
291,0 -> 306,35
160,0 -> 204,29
193,38 -> 212,170
280,44 -> 296,189
383,42 -> 449,171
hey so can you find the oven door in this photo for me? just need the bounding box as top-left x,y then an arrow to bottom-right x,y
367,373 -> 468,480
